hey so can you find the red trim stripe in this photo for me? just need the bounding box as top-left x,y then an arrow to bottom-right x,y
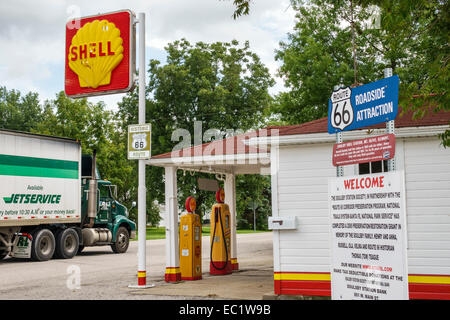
165,273 -> 181,282
138,277 -> 146,286
165,267 -> 181,282
409,283 -> 450,300
275,279 -> 331,297
274,272 -> 450,300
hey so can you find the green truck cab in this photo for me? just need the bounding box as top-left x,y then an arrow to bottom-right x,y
79,154 -> 136,255
80,178 -> 136,253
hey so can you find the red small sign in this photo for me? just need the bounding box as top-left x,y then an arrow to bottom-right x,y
333,134 -> 395,167
65,10 -> 135,98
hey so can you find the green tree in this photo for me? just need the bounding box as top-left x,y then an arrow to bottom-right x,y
365,0 -> 449,145
35,92 -> 113,153
33,92 -> 141,222
236,174 -> 271,230
117,39 -> 274,223
274,1 -> 384,125
0,87 -> 43,132
230,0 -> 252,19
275,0 -> 449,144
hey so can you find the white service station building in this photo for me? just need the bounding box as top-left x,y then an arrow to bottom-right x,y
148,107 -> 450,300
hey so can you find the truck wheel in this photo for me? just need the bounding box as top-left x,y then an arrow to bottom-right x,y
31,229 -> 56,261
111,227 -> 129,254
77,245 -> 85,254
54,228 -> 79,259
0,250 -> 8,260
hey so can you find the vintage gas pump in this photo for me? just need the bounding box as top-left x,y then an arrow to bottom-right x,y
179,196 -> 202,280
210,188 -> 232,275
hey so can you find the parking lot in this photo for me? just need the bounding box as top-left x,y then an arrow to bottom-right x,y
0,232 -> 273,300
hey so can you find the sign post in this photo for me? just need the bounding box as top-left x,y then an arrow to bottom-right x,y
328,74 -> 405,299
128,12 -> 153,289
384,68 -> 396,172
65,10 -> 151,288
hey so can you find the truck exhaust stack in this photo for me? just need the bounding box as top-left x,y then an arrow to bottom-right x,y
85,149 -> 97,228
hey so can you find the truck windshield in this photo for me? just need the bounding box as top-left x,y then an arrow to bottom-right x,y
99,185 -> 112,199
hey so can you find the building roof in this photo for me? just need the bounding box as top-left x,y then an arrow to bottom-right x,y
151,107 -> 449,160
265,106 -> 450,137
152,131 -> 266,160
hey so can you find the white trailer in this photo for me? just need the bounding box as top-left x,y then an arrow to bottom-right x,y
0,130 -> 81,260
0,129 -> 136,261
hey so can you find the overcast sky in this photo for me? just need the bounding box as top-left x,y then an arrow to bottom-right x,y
0,0 -> 296,110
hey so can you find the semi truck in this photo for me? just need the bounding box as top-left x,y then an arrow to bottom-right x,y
0,129 -> 136,261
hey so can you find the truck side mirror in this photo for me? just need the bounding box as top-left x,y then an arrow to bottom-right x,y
112,185 -> 117,199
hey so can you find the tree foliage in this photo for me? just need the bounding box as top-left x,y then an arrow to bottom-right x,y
31,92 -> 143,221
2,0 -> 447,231
118,39 -> 274,226
231,0 -> 252,19
0,87 -> 43,132
274,0 -> 449,145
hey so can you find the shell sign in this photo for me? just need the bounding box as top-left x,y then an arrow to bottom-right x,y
65,10 -> 135,98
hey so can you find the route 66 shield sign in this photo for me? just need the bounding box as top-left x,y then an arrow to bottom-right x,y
328,76 -> 399,133
132,133 -> 147,150
128,124 -> 151,160
330,87 -> 353,131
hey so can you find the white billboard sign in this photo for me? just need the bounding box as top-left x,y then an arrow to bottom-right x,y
329,171 -> 408,300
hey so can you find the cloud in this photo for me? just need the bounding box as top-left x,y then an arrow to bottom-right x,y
0,0 -> 296,108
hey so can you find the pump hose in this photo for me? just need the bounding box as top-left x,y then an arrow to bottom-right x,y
210,207 -> 229,271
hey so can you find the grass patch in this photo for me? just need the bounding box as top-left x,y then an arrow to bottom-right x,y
133,226 -> 270,241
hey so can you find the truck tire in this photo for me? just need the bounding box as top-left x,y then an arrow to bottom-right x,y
111,226 -> 129,254
31,229 -> 56,261
54,228 -> 79,259
0,250 -> 8,260
77,245 -> 85,254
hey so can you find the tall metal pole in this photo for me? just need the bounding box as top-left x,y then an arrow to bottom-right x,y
132,12 -> 150,288
334,85 -> 344,178
384,68 -> 395,172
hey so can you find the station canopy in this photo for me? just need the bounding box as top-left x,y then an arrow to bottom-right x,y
146,129 -> 275,175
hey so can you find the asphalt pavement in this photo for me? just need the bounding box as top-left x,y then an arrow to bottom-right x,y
0,232 -> 274,300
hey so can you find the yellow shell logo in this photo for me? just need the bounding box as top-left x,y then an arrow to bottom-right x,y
190,197 -> 197,212
68,19 -> 124,89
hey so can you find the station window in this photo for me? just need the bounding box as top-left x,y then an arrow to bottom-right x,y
358,160 -> 389,175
